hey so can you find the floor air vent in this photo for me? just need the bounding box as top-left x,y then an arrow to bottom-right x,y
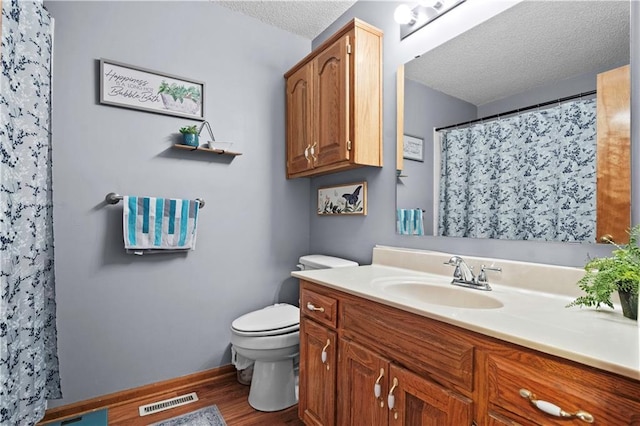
138,392 -> 199,417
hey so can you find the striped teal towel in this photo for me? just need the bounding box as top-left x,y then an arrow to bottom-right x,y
397,208 -> 425,236
123,196 -> 199,254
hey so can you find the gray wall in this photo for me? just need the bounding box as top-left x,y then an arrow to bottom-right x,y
46,1 -> 310,407
477,65 -> 626,117
398,79 -> 476,235
309,0 -> 632,267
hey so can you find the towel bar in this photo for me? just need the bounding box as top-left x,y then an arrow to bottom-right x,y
105,192 -> 205,209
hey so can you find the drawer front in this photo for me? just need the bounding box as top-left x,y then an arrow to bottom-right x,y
487,352 -> 640,425
341,296 -> 474,392
300,286 -> 338,329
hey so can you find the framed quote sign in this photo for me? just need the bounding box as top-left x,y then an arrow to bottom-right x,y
403,134 -> 424,161
99,59 -> 205,120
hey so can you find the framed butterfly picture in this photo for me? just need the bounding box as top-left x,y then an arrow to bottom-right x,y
318,182 -> 367,216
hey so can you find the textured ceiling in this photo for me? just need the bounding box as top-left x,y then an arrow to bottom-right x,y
405,1 -> 630,106
215,0 -> 358,40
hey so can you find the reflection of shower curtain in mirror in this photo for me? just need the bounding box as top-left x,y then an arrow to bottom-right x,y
438,99 -> 597,242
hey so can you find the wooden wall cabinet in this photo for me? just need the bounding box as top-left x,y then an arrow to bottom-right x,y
284,19 -> 383,179
298,280 -> 640,425
596,64 -> 631,244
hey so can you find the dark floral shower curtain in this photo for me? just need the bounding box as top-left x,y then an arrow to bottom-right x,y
438,99 -> 597,242
1,1 -> 61,424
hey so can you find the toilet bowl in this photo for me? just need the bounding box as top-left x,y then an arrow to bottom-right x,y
230,255 -> 358,412
230,303 -> 300,412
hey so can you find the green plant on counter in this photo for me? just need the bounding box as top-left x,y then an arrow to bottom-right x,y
567,224 -> 640,320
179,125 -> 198,135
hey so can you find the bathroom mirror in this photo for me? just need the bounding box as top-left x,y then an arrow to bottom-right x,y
396,1 -> 631,243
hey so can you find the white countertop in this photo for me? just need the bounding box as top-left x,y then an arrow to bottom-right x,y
292,263 -> 640,381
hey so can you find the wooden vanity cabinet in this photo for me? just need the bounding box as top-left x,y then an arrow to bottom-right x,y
298,280 -> 640,426
300,281 -> 473,425
284,18 -> 383,179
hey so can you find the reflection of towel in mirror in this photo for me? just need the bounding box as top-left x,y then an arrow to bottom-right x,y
123,196 -> 199,254
397,208 -> 424,236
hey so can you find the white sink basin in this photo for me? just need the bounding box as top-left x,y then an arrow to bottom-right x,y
374,278 -> 504,309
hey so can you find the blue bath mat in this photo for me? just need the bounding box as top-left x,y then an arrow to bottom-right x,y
148,405 -> 227,426
49,409 -> 107,426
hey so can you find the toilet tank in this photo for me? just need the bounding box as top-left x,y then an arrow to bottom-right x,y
297,254 -> 359,270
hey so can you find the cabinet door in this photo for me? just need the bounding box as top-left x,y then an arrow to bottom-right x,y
596,64 -> 631,243
286,62 -> 314,176
387,364 -> 473,426
299,317 -> 337,426
338,339 -> 388,426
314,34 -> 350,168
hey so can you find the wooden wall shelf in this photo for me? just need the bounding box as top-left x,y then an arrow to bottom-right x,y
172,144 -> 242,157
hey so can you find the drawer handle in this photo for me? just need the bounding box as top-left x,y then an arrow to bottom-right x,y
306,302 -> 325,313
374,368 -> 384,398
321,339 -> 330,369
304,144 -> 310,162
519,389 -> 594,423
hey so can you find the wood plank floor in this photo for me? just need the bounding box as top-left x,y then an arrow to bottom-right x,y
105,371 -> 303,425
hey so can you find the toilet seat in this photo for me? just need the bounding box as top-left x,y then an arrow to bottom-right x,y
231,303 -> 300,337
232,323 -> 299,337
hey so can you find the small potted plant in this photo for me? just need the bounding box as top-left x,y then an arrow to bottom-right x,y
567,225 -> 640,320
179,125 -> 199,147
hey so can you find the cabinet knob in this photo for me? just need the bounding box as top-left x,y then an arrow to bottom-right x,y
519,389 -> 594,423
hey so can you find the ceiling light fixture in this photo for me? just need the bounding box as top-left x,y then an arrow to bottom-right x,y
394,0 -> 466,40
394,4 -> 417,25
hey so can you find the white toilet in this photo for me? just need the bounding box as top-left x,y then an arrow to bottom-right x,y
230,255 -> 358,412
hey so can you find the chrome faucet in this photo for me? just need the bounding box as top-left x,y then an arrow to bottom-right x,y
445,255 -> 475,283
444,256 -> 501,291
